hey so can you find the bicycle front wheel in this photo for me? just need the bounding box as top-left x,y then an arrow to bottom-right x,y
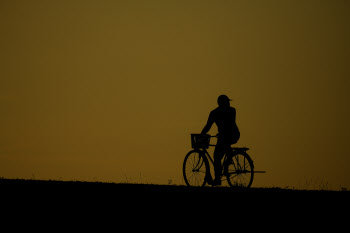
183,150 -> 208,187
226,153 -> 254,188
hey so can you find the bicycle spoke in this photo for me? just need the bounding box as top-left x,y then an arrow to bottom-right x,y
183,151 -> 208,187
226,153 -> 254,188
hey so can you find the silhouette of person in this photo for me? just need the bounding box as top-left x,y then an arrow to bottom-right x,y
201,95 -> 240,186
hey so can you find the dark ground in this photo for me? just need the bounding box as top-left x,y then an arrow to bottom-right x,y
0,178 -> 343,193
1,178 -> 348,216
1,178 -> 346,229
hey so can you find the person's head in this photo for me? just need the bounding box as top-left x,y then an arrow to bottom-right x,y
217,95 -> 231,108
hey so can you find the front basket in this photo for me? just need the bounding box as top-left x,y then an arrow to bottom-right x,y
191,134 -> 210,149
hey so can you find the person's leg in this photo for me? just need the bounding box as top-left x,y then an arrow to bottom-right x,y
213,144 -> 225,184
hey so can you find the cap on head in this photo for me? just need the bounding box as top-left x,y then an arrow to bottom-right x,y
217,94 -> 232,106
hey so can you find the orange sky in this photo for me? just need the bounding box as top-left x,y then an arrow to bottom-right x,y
1,0 -> 349,189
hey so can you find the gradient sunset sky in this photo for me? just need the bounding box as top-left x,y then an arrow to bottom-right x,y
1,0 -> 349,189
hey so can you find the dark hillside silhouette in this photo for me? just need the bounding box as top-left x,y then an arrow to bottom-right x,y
0,178 -> 341,193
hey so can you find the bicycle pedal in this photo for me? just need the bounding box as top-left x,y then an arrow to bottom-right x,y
205,176 -> 213,185
211,179 -> 222,186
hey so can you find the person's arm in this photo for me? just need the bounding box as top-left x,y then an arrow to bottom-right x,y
201,112 -> 214,135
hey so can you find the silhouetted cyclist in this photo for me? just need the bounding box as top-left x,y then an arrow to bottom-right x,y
201,95 -> 240,186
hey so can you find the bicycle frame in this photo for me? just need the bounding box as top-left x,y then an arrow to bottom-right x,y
201,148 -> 214,165
199,135 -> 220,166
199,144 -> 254,178
199,144 -> 231,177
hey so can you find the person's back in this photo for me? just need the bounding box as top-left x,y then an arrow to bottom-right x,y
209,106 -> 240,144
201,95 -> 240,185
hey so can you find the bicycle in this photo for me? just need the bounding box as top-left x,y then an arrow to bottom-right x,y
183,134 -> 262,188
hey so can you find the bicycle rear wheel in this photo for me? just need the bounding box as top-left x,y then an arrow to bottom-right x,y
226,153 -> 254,188
183,150 -> 208,187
